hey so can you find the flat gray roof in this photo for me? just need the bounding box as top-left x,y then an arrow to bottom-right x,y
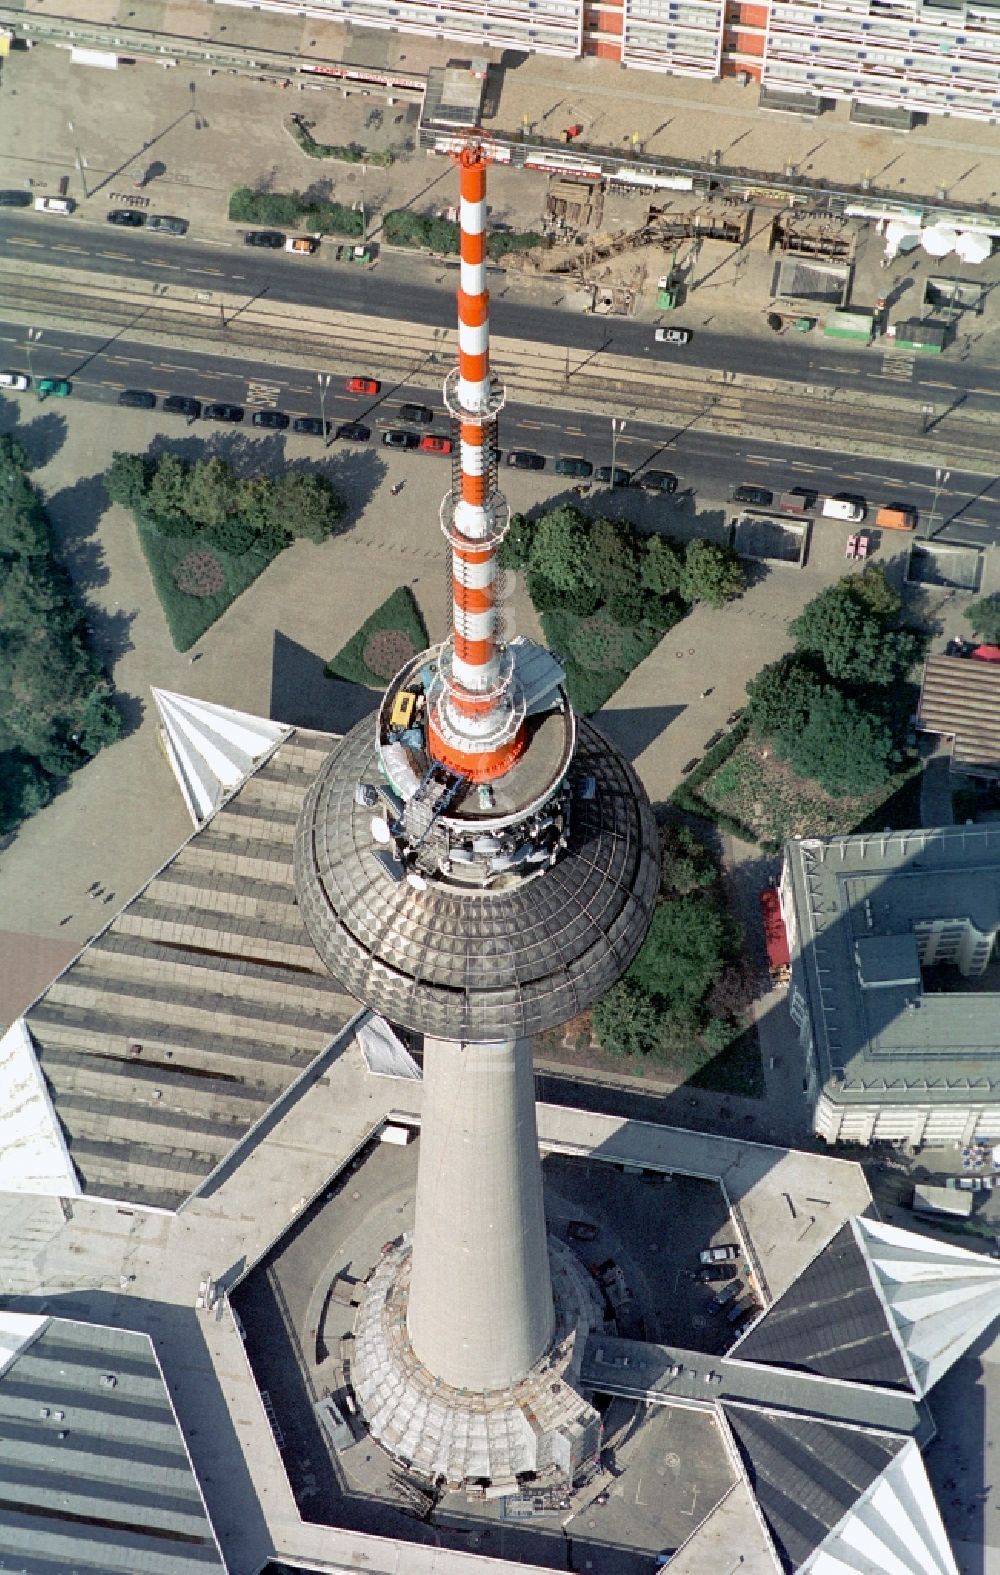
784,825 -> 1000,1103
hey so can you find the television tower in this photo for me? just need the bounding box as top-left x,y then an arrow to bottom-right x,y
294,140 -> 659,1492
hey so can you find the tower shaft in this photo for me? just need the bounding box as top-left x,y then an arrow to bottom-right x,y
406,1037 -> 554,1392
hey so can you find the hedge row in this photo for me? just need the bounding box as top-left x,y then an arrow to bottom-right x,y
287,117 -> 395,167
228,187 -> 364,236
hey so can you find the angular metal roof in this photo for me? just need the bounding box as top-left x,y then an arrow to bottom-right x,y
800,1438 -> 957,1575
734,1221 -> 912,1390
0,1019 -> 81,1198
856,1215 -> 1000,1396
152,687 -> 291,825
723,1407 -> 906,1572
0,1317 -> 226,1573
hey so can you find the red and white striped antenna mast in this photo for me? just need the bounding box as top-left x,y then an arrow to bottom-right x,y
427,137 -> 526,785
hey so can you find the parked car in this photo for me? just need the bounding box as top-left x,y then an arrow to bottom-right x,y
244,230 -> 285,249
732,1305 -> 763,1336
733,484 -> 773,507
699,1244 -> 740,1265
346,376 -> 380,396
382,429 -> 419,450
507,450 -> 546,471
696,1265 -> 735,1283
822,494 -> 866,522
419,434 -> 452,455
567,1221 -> 599,1243
726,1298 -> 752,1325
285,235 -> 317,255
145,215 -> 189,236
654,327 -> 692,345
203,402 -> 244,423
251,410 -> 289,430
0,371 -> 30,390
34,195 -> 74,215
106,209 -> 146,228
555,456 -> 593,478
335,422 -> 371,443
595,465 -> 632,487
709,1278 -> 743,1311
117,389 -> 157,409
0,190 -> 32,207
292,416 -> 330,438
163,394 -> 201,419
399,402 -> 434,425
640,469 -> 678,494
37,378 -> 71,399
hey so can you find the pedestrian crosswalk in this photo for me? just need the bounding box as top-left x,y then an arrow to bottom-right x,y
880,352 -> 916,380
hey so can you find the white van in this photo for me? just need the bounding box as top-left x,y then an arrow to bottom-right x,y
34,196 -> 74,215
821,496 -> 865,522
0,371 -> 29,390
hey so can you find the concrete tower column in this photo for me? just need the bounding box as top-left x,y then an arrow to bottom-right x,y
406,1036 -> 555,1392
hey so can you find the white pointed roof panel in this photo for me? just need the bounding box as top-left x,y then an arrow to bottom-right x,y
806,1439 -> 957,1575
152,687 -> 291,825
0,1313 -> 48,1380
0,1020 -> 80,1198
855,1215 -> 1000,1395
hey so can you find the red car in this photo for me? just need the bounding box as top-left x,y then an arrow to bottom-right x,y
346,376 -> 380,396
419,435 -> 453,455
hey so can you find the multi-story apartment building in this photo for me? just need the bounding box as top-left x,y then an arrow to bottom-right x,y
237,0 -> 1000,119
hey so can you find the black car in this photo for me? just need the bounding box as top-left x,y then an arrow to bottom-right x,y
163,395 -> 201,419
640,469 -> 678,494
696,1265 -> 735,1284
733,484 -> 773,506
594,465 -> 631,487
244,230 -> 285,249
554,456 -> 593,478
204,403 -> 244,423
145,215 -> 189,236
292,416 -> 330,438
335,422 -> 371,443
107,210 -> 146,228
251,410 -> 289,430
117,389 -> 157,409
567,1220 -> 599,1243
399,403 -> 434,425
507,450 -> 546,471
0,190 -> 31,208
382,429 -> 419,450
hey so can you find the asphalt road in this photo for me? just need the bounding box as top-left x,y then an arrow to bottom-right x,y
3,315 -> 996,545
5,212 -> 1000,416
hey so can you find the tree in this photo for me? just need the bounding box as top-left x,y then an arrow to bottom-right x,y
146,453 -> 192,525
526,505 -> 599,615
789,584 -> 917,686
966,595 -> 1000,646
845,565 -> 901,623
183,457 -> 240,528
592,980 -> 665,1059
497,512 -> 533,570
238,476 -> 276,534
682,538 -> 744,608
659,824 -> 718,896
104,452 -> 151,510
0,750 -> 52,834
641,535 -> 684,597
627,894 -> 736,1015
589,517 -> 640,602
781,688 -> 896,795
270,470 -> 344,543
746,654 -> 825,741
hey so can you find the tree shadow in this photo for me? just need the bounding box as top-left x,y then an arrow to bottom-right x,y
0,402 -> 69,470
44,472 -> 113,594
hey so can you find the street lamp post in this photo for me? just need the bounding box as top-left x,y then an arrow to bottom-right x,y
25,328 -> 42,390
317,373 -> 332,447
67,120 -> 88,200
610,418 -> 626,489
922,467 -> 951,540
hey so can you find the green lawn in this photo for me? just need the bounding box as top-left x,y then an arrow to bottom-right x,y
697,733 -> 923,846
540,605 -> 665,715
137,522 -> 279,652
325,586 -> 429,688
